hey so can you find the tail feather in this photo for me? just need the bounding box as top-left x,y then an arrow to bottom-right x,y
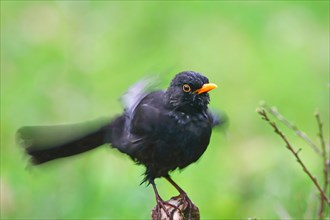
16,117 -> 111,164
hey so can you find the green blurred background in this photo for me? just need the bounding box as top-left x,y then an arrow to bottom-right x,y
1,1 -> 329,219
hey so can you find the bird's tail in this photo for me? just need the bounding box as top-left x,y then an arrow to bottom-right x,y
16,117 -> 111,165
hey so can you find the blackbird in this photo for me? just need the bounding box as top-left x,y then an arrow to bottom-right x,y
17,71 -> 220,216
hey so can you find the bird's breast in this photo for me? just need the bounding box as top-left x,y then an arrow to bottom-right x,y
164,111 -> 212,149
162,112 -> 212,169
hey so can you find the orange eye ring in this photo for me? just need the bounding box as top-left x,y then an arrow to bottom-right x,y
182,84 -> 191,93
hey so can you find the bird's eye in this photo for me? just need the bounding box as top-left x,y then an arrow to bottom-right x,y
182,84 -> 191,93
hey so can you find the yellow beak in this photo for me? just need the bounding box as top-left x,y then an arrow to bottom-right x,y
195,83 -> 218,94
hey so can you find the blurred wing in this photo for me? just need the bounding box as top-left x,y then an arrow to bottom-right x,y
121,76 -> 161,117
207,109 -> 229,129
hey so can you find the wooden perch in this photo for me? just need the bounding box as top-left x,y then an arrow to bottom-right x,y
151,196 -> 200,220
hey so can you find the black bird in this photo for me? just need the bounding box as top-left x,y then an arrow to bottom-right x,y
17,71 -> 220,215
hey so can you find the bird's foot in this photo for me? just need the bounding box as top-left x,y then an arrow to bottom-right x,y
172,192 -> 194,219
152,195 -> 200,220
155,195 -> 181,218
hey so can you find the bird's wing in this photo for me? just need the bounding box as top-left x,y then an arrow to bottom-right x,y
120,92 -> 165,153
207,109 -> 228,128
130,103 -> 162,136
110,90 -> 165,156
121,76 -> 160,118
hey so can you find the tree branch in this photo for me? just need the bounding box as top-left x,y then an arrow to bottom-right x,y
315,110 -> 330,218
260,102 -> 322,156
257,108 -> 330,207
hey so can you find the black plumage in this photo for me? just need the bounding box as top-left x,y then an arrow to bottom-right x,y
16,70 -> 221,216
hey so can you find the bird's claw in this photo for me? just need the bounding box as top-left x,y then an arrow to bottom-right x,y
182,193 -> 193,209
155,197 -> 181,218
171,192 -> 194,218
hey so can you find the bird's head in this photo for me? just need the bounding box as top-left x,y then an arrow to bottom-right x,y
165,71 -> 217,113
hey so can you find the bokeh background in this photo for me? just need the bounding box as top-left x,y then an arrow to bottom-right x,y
1,1 -> 329,219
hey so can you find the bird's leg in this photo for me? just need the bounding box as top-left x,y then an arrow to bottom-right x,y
150,179 -> 180,218
164,175 -> 194,213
